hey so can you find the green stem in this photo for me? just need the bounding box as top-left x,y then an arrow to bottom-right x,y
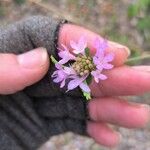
82,81 -> 91,101
126,55 -> 150,64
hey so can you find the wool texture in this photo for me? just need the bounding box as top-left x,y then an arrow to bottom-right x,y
0,16 -> 87,150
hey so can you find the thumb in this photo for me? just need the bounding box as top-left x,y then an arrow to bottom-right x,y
0,48 -> 49,94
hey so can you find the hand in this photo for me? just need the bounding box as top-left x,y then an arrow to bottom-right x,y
0,21 -> 149,148
59,24 -> 150,147
0,48 -> 49,94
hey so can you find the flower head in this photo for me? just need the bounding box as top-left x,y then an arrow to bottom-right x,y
51,36 -> 114,100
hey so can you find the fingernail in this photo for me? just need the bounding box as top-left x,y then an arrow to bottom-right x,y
124,47 -> 130,57
129,102 -> 150,109
109,41 -> 131,56
141,104 -> 150,111
17,48 -> 48,68
132,66 -> 150,72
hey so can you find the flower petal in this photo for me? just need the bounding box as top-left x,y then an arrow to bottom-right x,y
70,40 -> 78,50
70,37 -> 87,54
96,65 -> 103,71
91,70 -> 107,82
91,71 -> 99,83
60,79 -> 66,88
94,38 -> 107,57
98,74 -> 107,80
61,44 -> 69,51
104,53 -> 114,62
67,76 -> 86,91
95,78 -> 99,83
53,77 -> 62,83
73,49 -> 82,54
78,36 -> 87,51
59,58 -> 70,64
58,50 -> 76,64
103,63 -> 114,69
79,82 -> 91,93
55,63 -> 63,69
58,51 -> 65,58
101,39 -> 108,50
67,78 -> 81,91
94,37 -> 101,49
64,67 -> 76,75
51,71 -> 57,77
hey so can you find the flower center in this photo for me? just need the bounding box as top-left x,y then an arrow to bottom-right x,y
72,55 -> 95,76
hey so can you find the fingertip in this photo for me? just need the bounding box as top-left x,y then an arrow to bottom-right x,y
108,41 -> 130,66
17,48 -> 49,69
108,41 -> 130,57
87,122 -> 120,147
119,103 -> 150,128
134,104 -> 150,128
0,48 -> 50,94
16,48 -> 50,89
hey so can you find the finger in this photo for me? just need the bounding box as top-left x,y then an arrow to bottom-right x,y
0,48 -> 49,94
90,66 -> 150,97
58,24 -> 130,66
88,97 -> 150,128
132,65 -> 150,72
87,121 -> 121,147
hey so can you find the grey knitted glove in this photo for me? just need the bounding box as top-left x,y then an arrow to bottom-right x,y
0,16 -> 87,150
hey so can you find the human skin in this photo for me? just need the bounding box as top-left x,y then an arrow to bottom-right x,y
0,24 -> 150,147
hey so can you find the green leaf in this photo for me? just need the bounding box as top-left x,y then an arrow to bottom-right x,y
50,55 -> 58,64
137,18 -> 150,30
85,47 -> 90,56
83,91 -> 91,100
127,4 -> 139,18
86,74 -> 92,85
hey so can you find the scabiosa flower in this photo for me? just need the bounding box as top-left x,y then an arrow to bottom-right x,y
51,37 -> 114,100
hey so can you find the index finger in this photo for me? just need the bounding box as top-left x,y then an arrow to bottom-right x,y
58,24 -> 130,66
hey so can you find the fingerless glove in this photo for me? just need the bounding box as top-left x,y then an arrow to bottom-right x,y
0,16 -> 87,150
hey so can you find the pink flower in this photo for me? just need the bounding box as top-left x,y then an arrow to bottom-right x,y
67,75 -> 91,93
70,36 -> 87,54
51,36 -> 114,100
58,44 -> 76,64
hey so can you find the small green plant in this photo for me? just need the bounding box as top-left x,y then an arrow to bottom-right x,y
127,0 -> 150,30
128,0 -> 150,50
0,6 -> 5,17
128,0 -> 150,18
14,0 -> 26,5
